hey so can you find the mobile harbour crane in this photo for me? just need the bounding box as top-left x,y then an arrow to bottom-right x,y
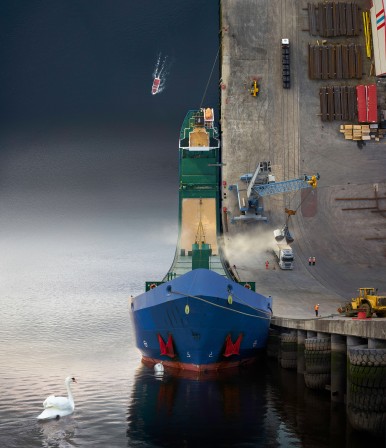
228,161 -> 319,227
227,163 -> 319,269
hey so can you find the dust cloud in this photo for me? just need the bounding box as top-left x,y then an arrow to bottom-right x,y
222,226 -> 277,269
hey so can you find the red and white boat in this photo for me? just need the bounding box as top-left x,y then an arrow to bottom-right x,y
151,77 -> 161,95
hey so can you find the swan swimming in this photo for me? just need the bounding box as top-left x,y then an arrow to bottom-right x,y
37,377 -> 77,420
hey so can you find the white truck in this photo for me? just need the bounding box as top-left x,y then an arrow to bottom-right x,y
274,244 -> 294,269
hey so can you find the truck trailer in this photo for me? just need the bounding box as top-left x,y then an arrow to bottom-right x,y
274,244 -> 294,269
282,38 -> 290,89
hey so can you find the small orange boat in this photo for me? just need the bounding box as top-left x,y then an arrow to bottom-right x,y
151,77 -> 160,95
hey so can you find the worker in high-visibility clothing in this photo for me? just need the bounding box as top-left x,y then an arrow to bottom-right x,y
314,304 -> 319,317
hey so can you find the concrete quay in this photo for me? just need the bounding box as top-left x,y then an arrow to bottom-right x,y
272,315 -> 386,342
219,0 -> 386,330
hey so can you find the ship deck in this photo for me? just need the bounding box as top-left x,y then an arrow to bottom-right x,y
166,196 -> 227,278
170,253 -> 226,277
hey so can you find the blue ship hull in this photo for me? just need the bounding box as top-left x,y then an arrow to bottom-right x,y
130,269 -> 272,372
130,109 -> 272,373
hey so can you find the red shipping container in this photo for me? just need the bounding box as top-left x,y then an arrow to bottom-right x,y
356,84 -> 378,123
366,84 -> 378,123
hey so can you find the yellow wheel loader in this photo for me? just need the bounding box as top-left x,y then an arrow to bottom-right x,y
338,288 -> 386,318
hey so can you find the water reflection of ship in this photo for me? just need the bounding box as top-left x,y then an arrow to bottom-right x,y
126,364 -> 269,447
127,362 -> 383,447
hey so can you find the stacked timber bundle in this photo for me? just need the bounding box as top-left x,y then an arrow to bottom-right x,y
339,124 -> 386,141
308,2 -> 360,37
319,85 -> 356,121
309,43 -> 362,79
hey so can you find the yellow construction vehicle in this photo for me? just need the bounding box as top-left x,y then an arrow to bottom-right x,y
338,288 -> 386,318
250,79 -> 259,96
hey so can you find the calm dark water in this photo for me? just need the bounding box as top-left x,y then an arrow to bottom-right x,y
1,253 -> 384,448
0,1 -> 385,447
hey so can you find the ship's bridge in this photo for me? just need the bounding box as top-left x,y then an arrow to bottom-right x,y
189,126 -> 210,150
179,108 -> 220,151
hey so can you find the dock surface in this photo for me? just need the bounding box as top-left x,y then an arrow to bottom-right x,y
220,0 -> 386,321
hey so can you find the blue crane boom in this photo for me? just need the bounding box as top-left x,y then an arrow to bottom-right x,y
250,174 -> 319,197
228,162 -> 320,223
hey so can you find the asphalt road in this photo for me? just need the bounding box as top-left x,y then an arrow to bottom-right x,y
220,0 -> 386,319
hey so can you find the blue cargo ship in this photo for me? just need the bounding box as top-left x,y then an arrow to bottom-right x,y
130,108 -> 272,373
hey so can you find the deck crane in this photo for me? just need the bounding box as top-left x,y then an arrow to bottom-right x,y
228,162 -> 320,232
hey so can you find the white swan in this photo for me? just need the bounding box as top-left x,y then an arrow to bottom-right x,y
37,377 -> 77,420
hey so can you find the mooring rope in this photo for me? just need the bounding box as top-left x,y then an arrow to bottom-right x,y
199,46 -> 220,109
170,289 -> 272,321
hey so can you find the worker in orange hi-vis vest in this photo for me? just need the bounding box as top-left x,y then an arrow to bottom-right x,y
314,304 -> 319,317
312,256 -> 316,266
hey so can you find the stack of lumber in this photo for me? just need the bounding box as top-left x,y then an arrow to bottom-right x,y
308,2 -> 360,37
339,124 -> 386,141
308,43 -> 362,80
320,85 -> 356,121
